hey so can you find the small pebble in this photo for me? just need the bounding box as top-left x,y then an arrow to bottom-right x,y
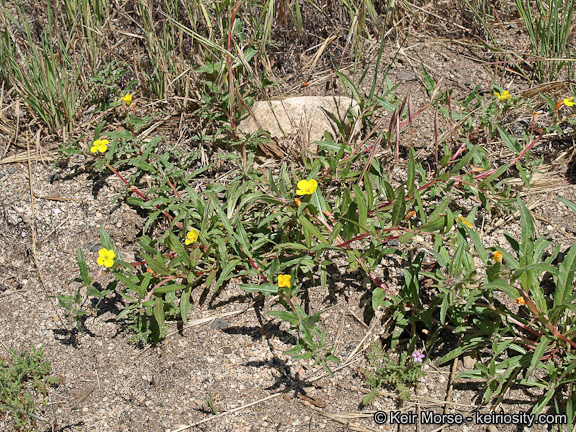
396,70 -> 417,81
211,318 -> 229,330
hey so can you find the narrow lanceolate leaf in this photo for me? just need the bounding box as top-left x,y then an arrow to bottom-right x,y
166,231 -> 190,267
391,185 -> 406,227
141,252 -> 170,276
558,197 -> 576,216
154,296 -> 165,326
555,242 -> 576,307
448,146 -> 477,176
180,286 -> 193,324
467,227 -> 488,264
298,215 -> 328,245
153,283 -> 186,294
407,148 -> 416,189
517,197 -> 534,245
240,283 -> 278,296
527,336 -> 550,380
77,249 -> 91,286
99,227 -> 114,251
352,184 -> 367,231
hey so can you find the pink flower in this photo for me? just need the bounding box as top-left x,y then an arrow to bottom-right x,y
412,350 -> 425,363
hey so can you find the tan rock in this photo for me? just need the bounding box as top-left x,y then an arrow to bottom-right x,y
238,96 -> 359,154
462,349 -> 479,369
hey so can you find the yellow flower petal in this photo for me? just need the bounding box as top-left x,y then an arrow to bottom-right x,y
185,229 -> 199,245
494,90 -> 511,101
563,97 -> 575,107
456,217 -> 473,228
91,139 -> 109,154
121,94 -> 133,105
278,274 -> 291,288
97,248 -> 115,267
296,179 -> 318,195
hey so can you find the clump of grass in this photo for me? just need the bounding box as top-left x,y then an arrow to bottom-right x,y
514,0 -> 575,82
0,1 -> 83,134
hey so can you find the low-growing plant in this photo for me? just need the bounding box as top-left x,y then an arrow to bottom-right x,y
362,342 -> 427,404
0,346 -> 59,431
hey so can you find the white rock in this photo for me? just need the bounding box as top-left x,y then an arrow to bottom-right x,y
238,96 -> 359,153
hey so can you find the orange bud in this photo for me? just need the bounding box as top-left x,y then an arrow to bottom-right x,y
515,297 -> 525,306
555,100 -> 564,112
405,211 -> 416,220
493,251 -> 503,263
295,198 -> 301,207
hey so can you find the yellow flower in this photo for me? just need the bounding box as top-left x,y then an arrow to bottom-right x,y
494,90 -> 511,101
90,139 -> 109,154
515,297 -> 525,306
296,179 -> 318,195
278,274 -> 291,288
455,217 -> 473,228
185,228 -> 199,245
493,251 -> 503,263
121,94 -> 133,106
97,248 -> 115,268
563,96 -> 574,107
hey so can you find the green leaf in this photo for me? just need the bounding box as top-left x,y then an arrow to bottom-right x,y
352,184 -> 367,231
407,148 -> 416,189
558,197 -> 576,216
556,242 -> 576,306
298,215 -> 328,245
240,283 -> 278,296
391,185 -> 406,227
153,283 -> 186,294
527,336 -> 550,380
364,171 -> 374,211
214,259 -> 242,291
484,279 -> 519,300
141,252 -> 170,276
99,227 -> 114,251
518,196 -> 535,245
478,163 -> 510,188
383,180 -> 395,201
267,310 -> 299,326
180,286 -> 193,324
154,296 -> 165,326
115,273 -> 142,294
497,124 -> 522,153
166,231 -> 191,267
437,339 -> 486,365
516,263 -> 559,277
77,249 -> 91,286
468,228 -> 488,264
448,146 -> 478,176
418,218 -> 445,233
421,63 -> 436,94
